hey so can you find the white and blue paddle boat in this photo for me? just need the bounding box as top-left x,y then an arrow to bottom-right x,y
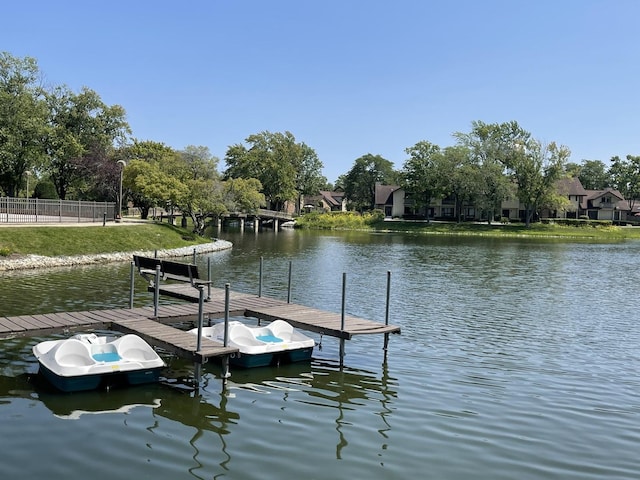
190,320 -> 314,368
32,333 -> 165,392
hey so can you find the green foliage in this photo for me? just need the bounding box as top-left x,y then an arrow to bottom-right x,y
32,179 -> 59,199
343,153 -> 396,211
0,52 -> 48,197
224,131 -> 323,211
295,211 -> 368,230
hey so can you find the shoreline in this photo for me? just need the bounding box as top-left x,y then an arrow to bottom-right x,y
0,239 -> 233,272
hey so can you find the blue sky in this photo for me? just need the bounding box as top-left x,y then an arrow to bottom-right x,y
3,0 -> 639,183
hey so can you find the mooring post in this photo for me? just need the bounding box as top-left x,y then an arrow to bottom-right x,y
153,264 -> 161,318
207,257 -> 212,300
340,272 -> 346,368
258,256 -> 263,297
221,283 -> 231,389
129,261 -> 135,309
154,249 -> 158,258
287,260 -> 292,303
384,270 -> 391,362
192,248 -> 196,264
196,285 -> 205,352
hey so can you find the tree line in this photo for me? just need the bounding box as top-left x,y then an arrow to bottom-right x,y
2,52 -> 638,233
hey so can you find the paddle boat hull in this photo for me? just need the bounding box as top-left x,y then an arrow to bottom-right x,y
33,333 -> 166,392
189,320 -> 314,368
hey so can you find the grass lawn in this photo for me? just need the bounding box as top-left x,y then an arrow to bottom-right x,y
371,220 -> 640,240
0,222 -> 211,257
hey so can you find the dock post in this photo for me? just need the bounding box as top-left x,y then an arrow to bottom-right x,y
129,261 -> 135,309
221,283 -> 231,390
207,257 -> 212,300
153,264 -> 161,318
383,270 -> 391,362
340,272 -> 346,368
196,285 -> 205,352
287,261 -> 292,303
193,248 -> 196,264
258,256 -> 263,297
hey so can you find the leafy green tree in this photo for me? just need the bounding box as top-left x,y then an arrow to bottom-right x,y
344,153 -> 396,211
224,131 -> 322,211
0,52 -> 48,197
118,141 -> 180,218
609,155 -> 640,213
453,121 -> 524,223
222,177 -> 265,213
400,142 -> 446,220
44,85 -> 130,199
442,145 -> 481,222
576,160 -> 610,190
294,143 -> 326,213
508,139 -> 570,226
123,159 -> 188,219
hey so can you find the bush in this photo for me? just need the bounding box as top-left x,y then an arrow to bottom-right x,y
33,180 -> 59,199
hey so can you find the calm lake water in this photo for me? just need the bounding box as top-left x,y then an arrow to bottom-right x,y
1,229 -> 640,479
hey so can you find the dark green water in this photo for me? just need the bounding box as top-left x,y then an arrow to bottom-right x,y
1,229 -> 640,479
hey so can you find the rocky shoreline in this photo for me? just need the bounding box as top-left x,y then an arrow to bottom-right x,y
0,239 -> 233,272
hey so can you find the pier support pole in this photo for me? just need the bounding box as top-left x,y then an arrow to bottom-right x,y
340,272 -> 346,369
221,283 -> 231,391
153,265 -> 161,318
383,270 -> 391,363
193,285 -> 206,391
129,261 -> 135,309
207,257 -> 212,301
258,256 -> 263,297
287,261 -> 293,303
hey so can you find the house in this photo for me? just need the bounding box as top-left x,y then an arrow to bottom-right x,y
303,190 -> 347,213
584,188 -> 627,221
374,178 -> 636,223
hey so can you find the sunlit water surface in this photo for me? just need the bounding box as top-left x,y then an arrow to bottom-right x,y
1,229 -> 640,479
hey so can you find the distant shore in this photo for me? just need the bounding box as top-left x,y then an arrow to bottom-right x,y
0,239 -> 232,272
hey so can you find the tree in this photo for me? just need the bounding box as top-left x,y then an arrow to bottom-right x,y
44,86 -> 130,199
294,143 -> 326,213
222,177 -> 265,213
123,159 -> 188,219
399,142 -> 447,221
118,141 -> 181,218
508,140 -> 570,226
453,121 -> 526,224
577,160 -> 610,190
442,146 -> 480,222
224,131 -> 323,211
343,153 -> 396,211
0,52 -> 48,197
609,155 -> 640,213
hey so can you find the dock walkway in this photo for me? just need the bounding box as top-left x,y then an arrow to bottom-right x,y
0,287 -> 400,363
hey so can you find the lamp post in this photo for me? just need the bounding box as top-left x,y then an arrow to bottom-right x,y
117,160 -> 127,221
25,170 -> 31,198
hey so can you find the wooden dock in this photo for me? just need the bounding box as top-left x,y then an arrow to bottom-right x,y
0,286 -> 401,363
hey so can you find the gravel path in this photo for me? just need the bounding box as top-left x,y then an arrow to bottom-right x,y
0,239 -> 233,272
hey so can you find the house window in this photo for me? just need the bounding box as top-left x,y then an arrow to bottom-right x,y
442,207 -> 454,217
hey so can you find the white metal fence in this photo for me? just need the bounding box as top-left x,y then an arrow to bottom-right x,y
0,197 -> 116,224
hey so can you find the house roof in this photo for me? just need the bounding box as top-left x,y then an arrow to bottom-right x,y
556,177 -> 588,197
585,187 -> 625,202
318,190 -> 343,207
374,184 -> 400,205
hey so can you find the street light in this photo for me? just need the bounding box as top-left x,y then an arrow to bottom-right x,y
25,170 -> 31,199
117,160 -> 127,220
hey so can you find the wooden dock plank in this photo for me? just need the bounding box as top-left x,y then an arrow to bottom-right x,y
1,279 -> 400,366
112,318 -> 237,362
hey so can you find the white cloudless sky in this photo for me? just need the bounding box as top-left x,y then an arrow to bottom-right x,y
3,0 -> 639,183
